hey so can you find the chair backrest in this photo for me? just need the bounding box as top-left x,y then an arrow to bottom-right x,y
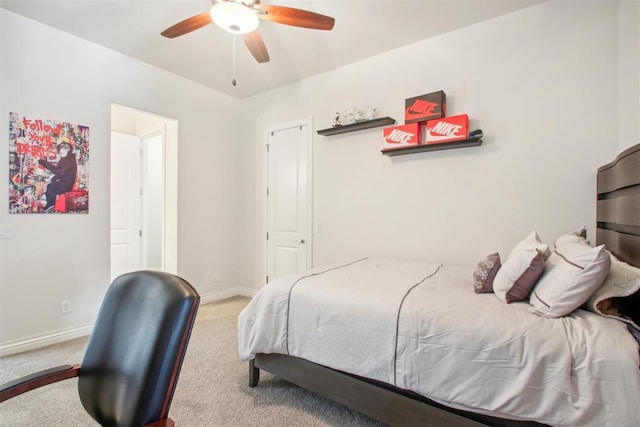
78,271 -> 199,426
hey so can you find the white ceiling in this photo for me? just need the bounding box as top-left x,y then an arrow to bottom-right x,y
1,0 -> 548,99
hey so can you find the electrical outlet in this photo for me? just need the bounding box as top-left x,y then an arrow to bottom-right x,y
61,300 -> 72,314
212,273 -> 219,283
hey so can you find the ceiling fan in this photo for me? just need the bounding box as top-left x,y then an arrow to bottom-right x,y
161,0 -> 335,65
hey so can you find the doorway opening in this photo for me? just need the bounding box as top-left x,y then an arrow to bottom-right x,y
110,104 -> 178,281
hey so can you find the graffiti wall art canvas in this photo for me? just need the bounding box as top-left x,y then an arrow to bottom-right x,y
9,112 -> 89,213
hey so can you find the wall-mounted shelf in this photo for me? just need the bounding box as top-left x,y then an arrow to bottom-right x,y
381,136 -> 483,156
317,117 -> 396,136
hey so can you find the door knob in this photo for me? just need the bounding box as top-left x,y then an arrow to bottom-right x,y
297,239 -> 306,244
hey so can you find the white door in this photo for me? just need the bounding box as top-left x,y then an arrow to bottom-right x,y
266,122 -> 312,282
110,132 -> 142,281
141,133 -> 164,271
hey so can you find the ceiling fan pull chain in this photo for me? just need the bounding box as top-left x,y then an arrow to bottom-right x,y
232,35 -> 237,87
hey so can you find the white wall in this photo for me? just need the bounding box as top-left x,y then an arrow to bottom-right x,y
237,0 -> 637,290
0,10 -> 245,352
618,0 -> 640,151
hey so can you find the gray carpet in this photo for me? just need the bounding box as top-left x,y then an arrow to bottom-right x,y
0,296 -> 386,426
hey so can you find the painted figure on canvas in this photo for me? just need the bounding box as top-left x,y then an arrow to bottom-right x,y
8,112 -> 90,213
38,141 -> 78,212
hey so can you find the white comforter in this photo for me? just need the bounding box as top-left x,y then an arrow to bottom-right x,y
238,258 -> 640,426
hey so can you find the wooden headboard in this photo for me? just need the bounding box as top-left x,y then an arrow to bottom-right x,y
596,143 -> 640,324
596,143 -> 640,268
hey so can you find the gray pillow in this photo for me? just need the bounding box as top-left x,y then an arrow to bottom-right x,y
473,253 -> 501,293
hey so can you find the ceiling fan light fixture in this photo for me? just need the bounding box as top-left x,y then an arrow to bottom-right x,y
210,2 -> 259,35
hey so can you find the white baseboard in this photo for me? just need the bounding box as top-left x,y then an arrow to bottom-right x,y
232,287 -> 258,299
199,287 -> 257,305
0,324 -> 94,358
0,288 -> 258,357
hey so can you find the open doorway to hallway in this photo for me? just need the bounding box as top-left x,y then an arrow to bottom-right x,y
110,104 -> 178,281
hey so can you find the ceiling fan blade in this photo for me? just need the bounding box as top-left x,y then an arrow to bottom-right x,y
254,5 -> 335,31
242,31 -> 270,63
161,12 -> 213,38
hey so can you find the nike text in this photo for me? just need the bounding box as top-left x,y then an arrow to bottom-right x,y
385,129 -> 415,144
430,121 -> 463,136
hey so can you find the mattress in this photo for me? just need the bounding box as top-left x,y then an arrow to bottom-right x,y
238,257 -> 640,426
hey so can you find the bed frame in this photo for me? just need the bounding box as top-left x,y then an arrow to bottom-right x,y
249,143 -> 640,427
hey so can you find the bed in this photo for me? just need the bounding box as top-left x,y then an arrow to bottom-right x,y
238,143 -> 640,427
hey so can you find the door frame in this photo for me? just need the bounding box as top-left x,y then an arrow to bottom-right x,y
262,117 -> 313,284
110,104 -> 178,279
140,131 -> 165,271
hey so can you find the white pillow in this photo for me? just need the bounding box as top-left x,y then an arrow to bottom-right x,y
529,234 -> 611,318
555,226 -> 587,246
493,231 -> 549,303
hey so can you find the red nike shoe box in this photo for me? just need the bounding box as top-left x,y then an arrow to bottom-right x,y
404,90 -> 446,124
424,114 -> 469,144
382,123 -> 421,150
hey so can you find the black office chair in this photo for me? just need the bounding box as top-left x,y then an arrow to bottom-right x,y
0,271 -> 200,426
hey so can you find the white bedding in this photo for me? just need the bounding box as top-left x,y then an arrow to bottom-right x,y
238,258 -> 640,426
